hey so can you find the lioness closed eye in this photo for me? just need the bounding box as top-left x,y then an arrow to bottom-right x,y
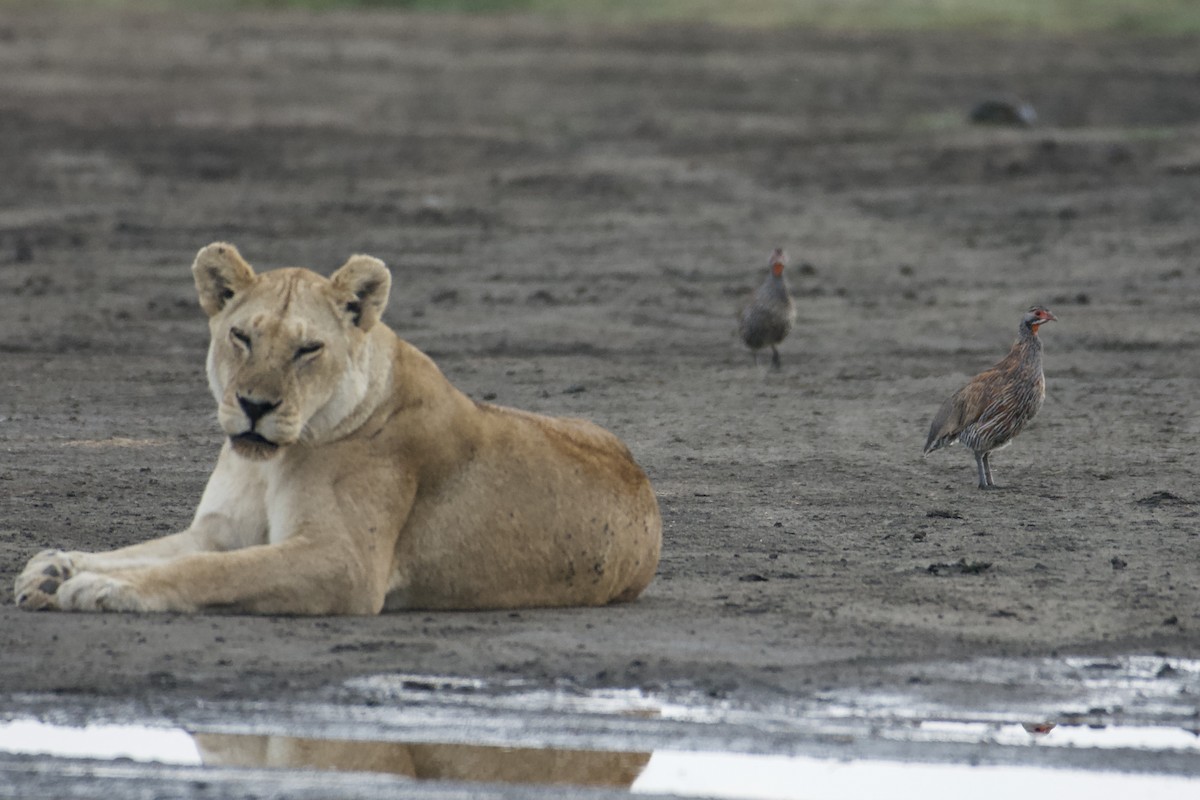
15,243 -> 662,614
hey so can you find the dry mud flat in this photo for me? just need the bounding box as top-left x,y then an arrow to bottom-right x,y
0,7 -> 1199,795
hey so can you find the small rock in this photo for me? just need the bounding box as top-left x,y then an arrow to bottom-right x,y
969,98 -> 1037,127
1136,491 -> 1190,507
1111,556 -> 1128,570
563,384 -> 586,394
927,558 -> 992,576
1107,144 -> 1134,165
527,289 -> 558,305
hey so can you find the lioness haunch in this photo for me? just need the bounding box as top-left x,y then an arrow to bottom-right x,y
14,243 -> 662,614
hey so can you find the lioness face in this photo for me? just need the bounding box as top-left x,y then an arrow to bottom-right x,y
191,243 -> 392,460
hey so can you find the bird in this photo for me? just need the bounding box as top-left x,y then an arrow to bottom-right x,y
739,248 -> 796,369
923,306 -> 1057,489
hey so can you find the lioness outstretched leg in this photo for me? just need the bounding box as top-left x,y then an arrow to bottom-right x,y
14,531 -> 214,610
20,535 -> 389,615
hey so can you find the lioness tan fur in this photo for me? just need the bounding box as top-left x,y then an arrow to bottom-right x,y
194,733 -> 650,787
14,243 -> 661,614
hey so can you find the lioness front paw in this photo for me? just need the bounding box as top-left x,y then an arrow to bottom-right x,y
56,572 -> 146,613
14,549 -> 79,611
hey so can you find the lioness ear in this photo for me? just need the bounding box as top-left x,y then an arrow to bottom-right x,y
192,242 -> 256,317
331,254 -> 391,331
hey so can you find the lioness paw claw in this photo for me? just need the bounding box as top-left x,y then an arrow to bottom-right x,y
15,586 -> 60,611
13,549 -> 77,610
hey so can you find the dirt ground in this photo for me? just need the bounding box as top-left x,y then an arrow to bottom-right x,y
0,7 -> 1198,714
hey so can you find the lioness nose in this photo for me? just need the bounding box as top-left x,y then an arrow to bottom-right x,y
238,395 -> 280,424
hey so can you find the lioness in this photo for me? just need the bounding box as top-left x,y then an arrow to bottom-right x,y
14,243 -> 661,614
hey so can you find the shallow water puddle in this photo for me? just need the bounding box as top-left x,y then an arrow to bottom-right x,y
910,719 -> 1200,750
1,713 -> 1198,799
0,720 -> 201,764
0,720 -> 1197,799
3,658 -> 1198,797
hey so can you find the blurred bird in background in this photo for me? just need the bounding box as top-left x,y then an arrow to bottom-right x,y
739,247 -> 796,370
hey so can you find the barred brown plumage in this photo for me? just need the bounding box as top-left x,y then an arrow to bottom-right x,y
923,306 -> 1057,489
739,248 -> 796,369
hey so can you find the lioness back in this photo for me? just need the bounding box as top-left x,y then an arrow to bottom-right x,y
377,342 -> 662,611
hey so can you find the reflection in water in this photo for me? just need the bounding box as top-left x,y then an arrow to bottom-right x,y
195,733 -> 650,788
915,720 -> 1200,751
0,720 -> 200,764
3,711 -> 1200,800
633,751 -> 1200,800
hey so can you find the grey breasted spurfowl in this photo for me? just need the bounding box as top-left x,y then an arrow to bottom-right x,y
739,248 -> 796,369
924,306 -> 1057,489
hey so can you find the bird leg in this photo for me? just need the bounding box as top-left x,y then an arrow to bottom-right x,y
982,452 -> 995,487
975,452 -> 991,489
770,345 -> 781,370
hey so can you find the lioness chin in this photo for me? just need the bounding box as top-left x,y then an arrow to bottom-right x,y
14,243 -> 661,614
